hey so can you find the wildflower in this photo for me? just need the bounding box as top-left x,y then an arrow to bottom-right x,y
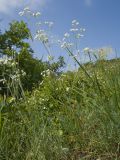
34,30 -> 48,43
0,79 -> 6,84
24,6 -> 30,11
21,70 -> 26,76
47,55 -> 54,61
80,28 -> 86,32
76,22 -> 79,25
58,130 -> 63,136
61,42 -> 73,49
11,62 -> 16,66
61,42 -> 67,48
62,147 -> 69,152
33,12 -> 41,17
66,87 -> 70,92
19,11 -> 24,16
70,28 -> 79,32
44,21 -> 49,25
76,33 -> 84,39
64,33 -> 70,38
35,12 -> 41,16
83,47 -> 90,53
46,69 -> 51,76
72,19 -> 77,24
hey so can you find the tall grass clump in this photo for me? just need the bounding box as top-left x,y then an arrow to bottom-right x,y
1,7 -> 120,160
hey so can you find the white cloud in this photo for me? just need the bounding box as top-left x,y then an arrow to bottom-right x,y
0,0 -> 49,14
84,0 -> 92,7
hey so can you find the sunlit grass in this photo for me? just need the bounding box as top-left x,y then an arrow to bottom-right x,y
1,58 -> 120,159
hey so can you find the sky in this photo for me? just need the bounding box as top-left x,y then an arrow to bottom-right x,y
0,0 -> 120,67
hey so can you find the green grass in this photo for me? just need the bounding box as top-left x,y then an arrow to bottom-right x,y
1,59 -> 120,159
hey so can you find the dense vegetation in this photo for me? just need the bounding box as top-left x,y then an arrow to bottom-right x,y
0,21 -> 65,95
1,8 -> 120,160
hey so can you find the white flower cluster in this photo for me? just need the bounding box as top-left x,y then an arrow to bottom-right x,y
34,30 -> 49,43
0,78 -> 6,84
0,57 -> 18,67
19,6 -> 41,17
59,20 -> 85,50
60,41 -> 73,49
83,47 -> 90,53
21,70 -> 26,76
0,57 -> 26,85
19,7 -> 55,60
58,35 -> 72,49
36,21 -> 54,29
64,33 -> 70,38
10,74 -> 20,81
35,21 -> 54,44
41,69 -> 51,77
41,69 -> 55,77
47,55 -> 54,61
10,69 -> 26,81
71,20 -> 85,36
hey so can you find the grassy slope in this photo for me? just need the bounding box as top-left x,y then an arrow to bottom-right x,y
1,58 -> 120,159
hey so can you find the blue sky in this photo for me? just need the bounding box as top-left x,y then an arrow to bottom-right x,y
0,0 -> 120,66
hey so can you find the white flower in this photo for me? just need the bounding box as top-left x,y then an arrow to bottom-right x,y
70,28 -> 78,32
83,47 -> 90,53
61,42 -> 73,49
61,42 -> 67,48
64,33 -> 70,38
44,21 -> 49,24
76,22 -> 79,25
36,12 -> 41,16
34,30 -> 48,43
80,28 -> 86,32
19,11 -> 24,16
62,147 -> 69,152
21,70 -> 26,76
11,62 -> 16,66
66,87 -> 70,92
72,20 -> 77,24
47,55 -> 54,61
23,6 -> 30,11
76,33 -> 84,39
0,79 -> 6,83
62,37 -> 66,41
72,20 -> 80,26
